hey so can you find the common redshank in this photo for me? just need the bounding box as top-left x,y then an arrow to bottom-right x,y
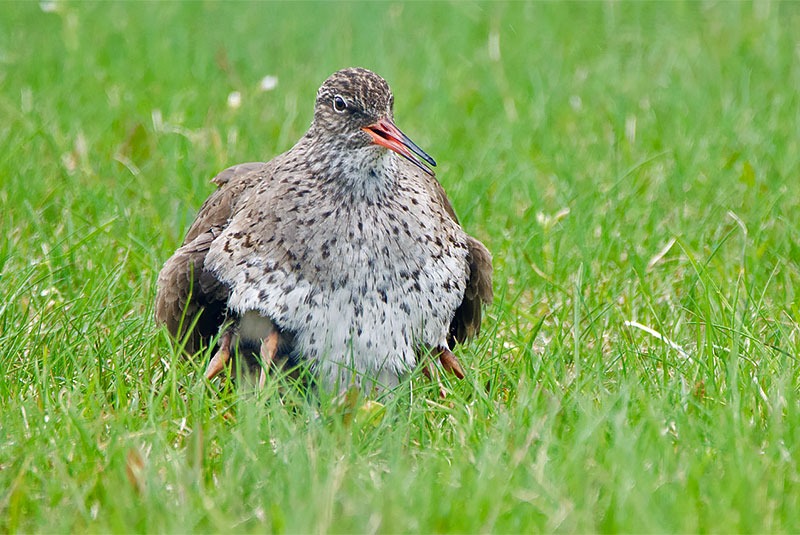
155,67 -> 492,393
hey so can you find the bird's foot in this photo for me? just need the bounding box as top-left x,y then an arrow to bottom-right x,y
204,329 -> 233,381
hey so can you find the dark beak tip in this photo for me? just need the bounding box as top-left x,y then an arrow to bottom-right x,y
365,120 -> 437,174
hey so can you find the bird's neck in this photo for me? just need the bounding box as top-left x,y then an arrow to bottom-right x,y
299,137 -> 400,203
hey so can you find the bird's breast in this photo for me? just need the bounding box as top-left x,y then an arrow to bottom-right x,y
210,177 -> 469,389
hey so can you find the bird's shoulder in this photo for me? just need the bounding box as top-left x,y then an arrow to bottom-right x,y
403,163 -> 460,225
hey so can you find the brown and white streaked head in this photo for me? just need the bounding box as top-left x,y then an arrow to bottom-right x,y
307,67 -> 436,177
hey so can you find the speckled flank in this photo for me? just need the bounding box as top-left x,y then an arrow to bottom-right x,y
156,68 -> 493,393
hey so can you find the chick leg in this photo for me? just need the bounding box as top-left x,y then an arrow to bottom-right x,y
436,346 -> 466,379
204,329 -> 233,381
258,330 -> 280,389
421,360 -> 447,398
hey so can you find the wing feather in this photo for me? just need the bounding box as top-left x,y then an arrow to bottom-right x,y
155,162 -> 269,353
421,172 -> 493,347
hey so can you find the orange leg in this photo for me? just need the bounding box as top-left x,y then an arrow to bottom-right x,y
437,346 -> 466,379
204,329 -> 233,381
258,330 -> 280,389
421,360 -> 447,398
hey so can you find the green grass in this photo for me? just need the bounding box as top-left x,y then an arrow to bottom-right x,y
2,1 -> 800,532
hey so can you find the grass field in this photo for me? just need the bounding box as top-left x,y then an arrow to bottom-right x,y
2,1 -> 800,532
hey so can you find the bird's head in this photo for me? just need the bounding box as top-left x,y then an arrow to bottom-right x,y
310,67 -> 436,176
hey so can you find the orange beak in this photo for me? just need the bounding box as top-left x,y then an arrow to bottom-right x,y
362,118 -> 437,176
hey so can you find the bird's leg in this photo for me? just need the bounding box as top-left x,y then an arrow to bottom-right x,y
421,360 -> 447,398
205,329 -> 233,381
436,345 -> 466,380
258,330 -> 280,389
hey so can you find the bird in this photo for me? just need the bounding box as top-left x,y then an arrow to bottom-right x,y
155,67 -> 492,394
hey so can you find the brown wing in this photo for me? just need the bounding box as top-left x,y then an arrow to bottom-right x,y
155,162 -> 269,353
449,236 -> 493,346
421,173 -> 493,347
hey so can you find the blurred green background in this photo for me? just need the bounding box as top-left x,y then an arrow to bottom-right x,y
2,1 -> 800,532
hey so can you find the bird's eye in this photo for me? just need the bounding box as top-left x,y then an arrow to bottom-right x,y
332,95 -> 348,113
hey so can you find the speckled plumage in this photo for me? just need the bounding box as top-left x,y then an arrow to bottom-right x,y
155,68 -> 492,392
